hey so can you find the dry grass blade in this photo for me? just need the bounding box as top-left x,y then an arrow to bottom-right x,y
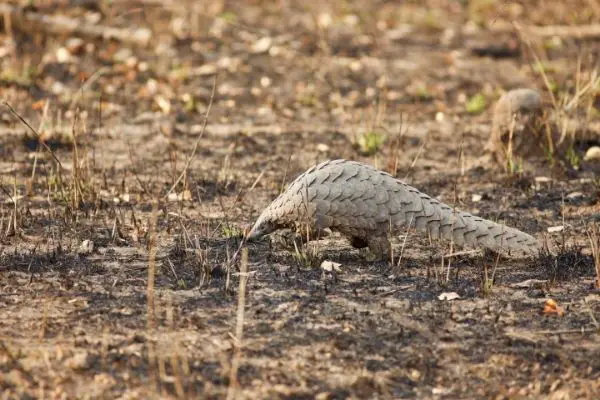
3,101 -> 63,168
585,224 -> 600,289
512,22 -> 558,110
146,199 -> 159,392
165,76 -> 217,199
227,247 -> 249,400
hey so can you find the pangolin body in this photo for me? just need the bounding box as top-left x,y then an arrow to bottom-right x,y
247,159 -> 541,258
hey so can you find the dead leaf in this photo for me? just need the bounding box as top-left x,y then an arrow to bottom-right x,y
31,99 -> 47,110
543,299 -> 565,316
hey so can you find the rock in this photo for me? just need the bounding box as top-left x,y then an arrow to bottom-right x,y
56,47 -> 72,63
438,292 -> 460,301
65,351 -> 97,370
566,191 -> 583,201
251,37 -> 272,54
320,260 -> 342,272
487,88 -> 546,165
65,38 -> 85,54
584,146 -> 600,161
316,143 -> 330,152
78,240 -> 94,255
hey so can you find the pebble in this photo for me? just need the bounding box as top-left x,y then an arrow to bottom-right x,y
321,260 -> 342,272
65,351 -> 97,370
584,146 -> 600,161
566,192 -> 583,200
316,143 -> 329,152
438,292 -> 460,301
78,240 -> 94,255
56,47 -> 71,63
251,37 -> 272,54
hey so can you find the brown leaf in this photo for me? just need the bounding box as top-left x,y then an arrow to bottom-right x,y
543,299 -> 565,316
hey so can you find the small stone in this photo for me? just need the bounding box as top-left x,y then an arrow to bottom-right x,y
566,192 -> 583,200
113,48 -> 133,63
154,96 -> 171,114
438,292 -> 460,301
78,240 -> 94,255
65,38 -> 85,54
321,260 -> 342,272
471,193 -> 483,202
318,13 -> 332,29
251,37 -> 272,54
260,76 -> 271,87
51,81 -> 66,95
584,146 -> 600,161
65,351 -> 97,370
316,143 -> 329,152
194,64 -> 217,76
547,226 -> 564,233
56,47 -> 71,63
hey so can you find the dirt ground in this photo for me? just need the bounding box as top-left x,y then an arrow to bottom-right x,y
1,1 -> 600,399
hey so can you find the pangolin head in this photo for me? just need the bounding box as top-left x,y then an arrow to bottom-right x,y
246,211 -> 282,241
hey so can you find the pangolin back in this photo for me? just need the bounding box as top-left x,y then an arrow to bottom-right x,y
248,159 -> 541,257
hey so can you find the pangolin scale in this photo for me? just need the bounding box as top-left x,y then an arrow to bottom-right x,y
247,159 -> 541,258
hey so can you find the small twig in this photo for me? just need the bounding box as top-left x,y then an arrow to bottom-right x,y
166,258 -> 180,282
279,154 -> 293,195
3,101 -> 63,167
0,3 -> 152,46
513,22 -> 558,110
396,215 -> 414,269
443,249 -> 482,258
224,236 -> 248,272
69,66 -> 110,111
146,199 -> 159,392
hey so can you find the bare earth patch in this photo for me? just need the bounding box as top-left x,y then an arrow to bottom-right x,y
0,1 -> 599,399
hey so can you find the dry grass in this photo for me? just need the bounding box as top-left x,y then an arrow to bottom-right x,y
0,1 -> 599,399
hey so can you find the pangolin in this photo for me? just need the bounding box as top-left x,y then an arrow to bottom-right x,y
247,159 -> 541,258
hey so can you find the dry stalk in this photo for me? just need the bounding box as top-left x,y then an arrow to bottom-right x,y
147,199 -> 159,392
3,101 -> 62,168
586,224 -> 600,289
166,294 -> 186,398
395,215 -> 414,271
226,247 -> 249,400
166,76 -> 217,198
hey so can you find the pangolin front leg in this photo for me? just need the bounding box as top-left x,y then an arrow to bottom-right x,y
367,235 -> 392,261
349,236 -> 368,249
